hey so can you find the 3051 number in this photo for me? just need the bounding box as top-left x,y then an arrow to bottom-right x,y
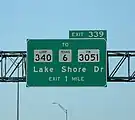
78,49 -> 100,62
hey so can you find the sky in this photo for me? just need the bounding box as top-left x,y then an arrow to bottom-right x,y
0,0 -> 135,120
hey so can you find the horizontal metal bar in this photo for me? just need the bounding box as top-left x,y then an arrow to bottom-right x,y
1,51 -> 135,56
108,77 -> 135,81
107,50 -> 135,52
0,77 -> 135,82
108,54 -> 135,57
0,77 -> 26,82
0,55 -> 26,57
1,50 -> 135,53
0,50 -> 135,82
0,51 -> 26,53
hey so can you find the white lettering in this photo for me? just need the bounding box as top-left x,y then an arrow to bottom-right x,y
61,66 -> 86,72
39,68 -> 43,72
33,66 -> 54,72
61,66 -> 66,72
50,68 -> 54,72
94,66 -> 99,72
94,66 -> 104,72
49,77 -> 60,81
72,32 -> 76,37
65,76 -> 68,82
101,67 -> 104,72
62,42 -> 69,47
72,77 -> 84,81
33,66 -> 38,72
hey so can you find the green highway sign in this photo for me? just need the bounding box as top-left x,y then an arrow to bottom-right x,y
69,30 -> 107,40
26,39 -> 107,87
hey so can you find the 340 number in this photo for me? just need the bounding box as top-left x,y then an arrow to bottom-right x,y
35,53 -> 52,62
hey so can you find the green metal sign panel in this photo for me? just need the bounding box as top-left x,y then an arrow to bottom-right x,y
69,30 -> 107,40
27,39 -> 107,87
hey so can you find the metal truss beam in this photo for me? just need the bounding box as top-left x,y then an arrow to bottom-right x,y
0,50 -> 135,82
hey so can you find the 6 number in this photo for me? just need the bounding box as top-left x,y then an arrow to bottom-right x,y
63,54 -> 68,61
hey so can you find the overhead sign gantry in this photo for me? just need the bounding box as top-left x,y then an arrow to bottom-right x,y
26,30 -> 107,87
